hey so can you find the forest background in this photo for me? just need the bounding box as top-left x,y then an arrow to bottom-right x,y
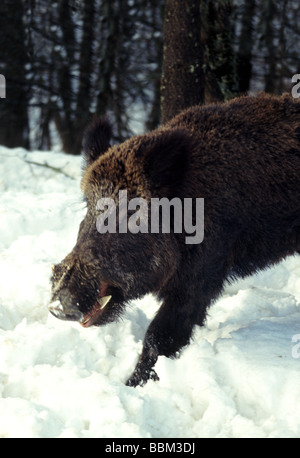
0,0 -> 299,154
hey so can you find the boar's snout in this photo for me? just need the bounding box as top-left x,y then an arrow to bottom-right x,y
49,261 -> 84,323
49,255 -> 120,328
49,288 -> 84,322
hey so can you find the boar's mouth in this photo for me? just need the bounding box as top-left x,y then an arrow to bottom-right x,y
49,280 -> 125,327
79,283 -> 126,327
80,294 -> 112,327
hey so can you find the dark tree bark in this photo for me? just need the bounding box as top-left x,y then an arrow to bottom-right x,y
96,0 -> 128,141
53,0 -> 77,154
160,0 -> 205,124
236,0 -> 256,93
0,0 -> 30,149
277,0 -> 288,94
201,0 -> 237,102
74,0 -> 95,151
51,0 -> 96,155
145,0 -> 164,132
263,0 -> 277,93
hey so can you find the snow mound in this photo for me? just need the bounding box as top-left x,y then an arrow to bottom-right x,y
0,146 -> 299,438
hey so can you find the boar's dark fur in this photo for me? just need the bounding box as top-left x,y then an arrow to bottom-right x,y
50,93 -> 300,386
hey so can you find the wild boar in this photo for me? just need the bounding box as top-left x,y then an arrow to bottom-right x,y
49,93 -> 300,386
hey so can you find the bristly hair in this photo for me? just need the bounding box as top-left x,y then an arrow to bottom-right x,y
82,117 -> 113,168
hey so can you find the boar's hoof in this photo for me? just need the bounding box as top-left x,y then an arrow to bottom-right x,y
126,367 -> 159,387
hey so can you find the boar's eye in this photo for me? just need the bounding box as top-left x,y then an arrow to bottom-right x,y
82,117 -> 112,168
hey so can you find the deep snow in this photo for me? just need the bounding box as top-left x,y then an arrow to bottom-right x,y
0,146 -> 299,438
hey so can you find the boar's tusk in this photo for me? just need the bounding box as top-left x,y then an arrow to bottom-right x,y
99,295 -> 112,310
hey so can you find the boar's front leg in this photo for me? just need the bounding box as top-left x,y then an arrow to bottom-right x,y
126,295 -> 205,387
126,266 -> 226,387
125,332 -> 161,387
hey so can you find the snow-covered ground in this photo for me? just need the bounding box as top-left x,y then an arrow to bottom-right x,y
0,146 -> 299,438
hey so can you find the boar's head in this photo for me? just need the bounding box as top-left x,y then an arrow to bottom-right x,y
49,118 -> 192,328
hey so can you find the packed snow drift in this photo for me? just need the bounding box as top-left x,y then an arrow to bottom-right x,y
0,146 -> 299,438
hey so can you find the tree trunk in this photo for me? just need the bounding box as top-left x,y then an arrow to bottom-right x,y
145,0 -> 164,132
96,0 -> 118,120
201,0 -> 237,102
263,0 -> 277,93
161,0 -> 205,124
277,0 -> 288,94
0,0 -> 30,149
236,0 -> 256,94
74,0 -> 96,152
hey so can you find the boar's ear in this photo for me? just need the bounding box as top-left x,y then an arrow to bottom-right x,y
142,129 -> 193,192
82,118 -> 112,168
